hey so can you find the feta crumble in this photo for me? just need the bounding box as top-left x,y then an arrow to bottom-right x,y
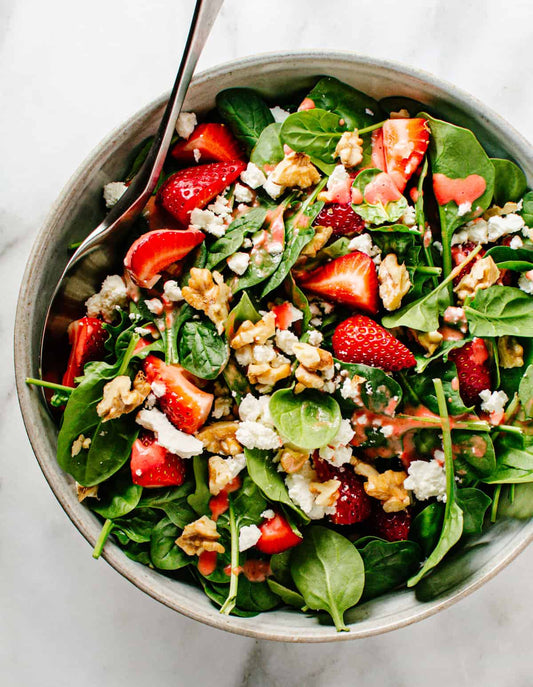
239,524 -> 262,552
235,421 -> 282,450
285,463 -> 337,519
307,330 -> 323,346
227,252 -> 250,275
275,329 -> 299,355
510,235 -> 524,249
400,205 -> 417,227
238,393 -> 273,425
457,201 -> 472,217
260,509 -> 275,520
163,280 -> 183,302
189,208 -> 226,237
404,460 -> 447,502
85,274 -> 128,322
240,162 -> 267,189
318,419 -> 355,467
175,112 -> 197,139
348,233 -> 381,259
145,298 -> 163,315
103,181 -> 127,209
518,272 -> 533,294
452,213 -> 525,245
479,389 -> 508,415
263,174 -> 285,199
212,396 -> 233,419
193,148 -> 202,163
136,408 -> 203,458
234,183 -> 254,204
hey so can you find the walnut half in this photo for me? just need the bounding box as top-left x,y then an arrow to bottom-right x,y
182,268 -> 231,335
378,254 -> 411,311
271,151 -> 321,189
352,457 -> 410,512
454,256 -> 500,303
196,421 -> 242,456
96,371 -> 151,422
176,516 -> 225,556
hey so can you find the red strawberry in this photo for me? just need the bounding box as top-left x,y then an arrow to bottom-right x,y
297,252 -> 379,314
448,338 -> 491,406
271,301 -> 302,330
255,513 -> 303,554
130,431 -> 186,487
157,161 -> 246,226
62,317 -> 108,387
313,203 -> 365,237
143,354 -> 213,433
382,118 -> 430,192
332,315 -> 416,371
370,505 -> 412,541
451,241 -> 486,286
171,123 -> 244,163
371,128 -> 386,171
314,457 -> 372,525
124,228 -> 205,288
198,551 -> 218,576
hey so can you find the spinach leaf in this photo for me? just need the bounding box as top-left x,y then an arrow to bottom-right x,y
496,483 -> 533,519
452,430 -> 496,479
286,273 -> 312,332
113,508 -> 161,543
359,539 -> 422,600
415,338 -> 471,373
178,320 -> 229,380
280,108 -> 346,165
370,225 -> 422,264
216,88 -> 274,153
455,488 -> 491,535
138,482 -> 193,509
120,540 -> 152,565
290,525 -> 365,631
235,576 -> 280,612
231,475 -> 267,527
90,470 -> 142,519
464,286 -> 533,337
187,456 -> 211,515
222,360 -> 250,403
520,190 -> 533,227
519,364 -> 533,417
334,360 -> 402,415
307,76 -> 380,130
205,207 -> 267,270
409,503 -> 445,557
194,576 -> 258,618
162,500 -> 198,529
244,448 -> 310,522
491,158 -> 527,204
269,388 -> 341,450
149,517 -> 190,570
484,245 -> 533,272
266,579 -> 305,609
408,360 -> 472,415
250,122 -> 284,170
352,169 -> 408,225
483,441 -> 533,484
225,291 -> 261,339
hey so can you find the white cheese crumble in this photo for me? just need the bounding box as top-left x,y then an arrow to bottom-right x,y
518,272 -> 533,294
452,213 -> 525,245
134,326 -> 152,336
85,274 -> 128,322
285,463 -> 337,519
240,162 -> 267,189
510,235 -> 524,249
175,112 -> 197,139
235,421 -> 282,450
270,106 -> 290,123
400,205 -> 417,227
145,298 -> 163,315
433,240 -> 443,253
212,396 -> 233,419
318,419 -> 355,467
327,164 -> 350,190
163,280 -> 183,302
307,330 -> 323,347
260,509 -> 275,520
135,408 -> 203,458
234,183 -> 254,204
457,201 -> 472,217
348,233 -> 381,259
238,393 -> 273,424
227,252 -> 250,275
238,524 -> 262,552
252,344 -> 276,364
103,181 -> 127,208
275,329 -> 299,355
263,174 -> 285,199
404,460 -> 447,502
193,148 -> 201,163
150,380 -> 166,398
189,208 -> 226,237
340,376 -> 362,404
479,389 -> 508,415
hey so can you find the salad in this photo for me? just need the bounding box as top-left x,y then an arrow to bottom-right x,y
29,76 -> 533,631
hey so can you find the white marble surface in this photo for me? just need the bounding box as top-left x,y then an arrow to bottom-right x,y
2,0 -> 532,683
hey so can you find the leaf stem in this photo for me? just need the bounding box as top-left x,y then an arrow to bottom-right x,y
415,158 -> 439,289
490,484 -> 502,523
117,333 -> 140,375
25,378 -> 73,394
433,378 -> 455,518
92,518 -> 114,559
220,499 -> 239,615
358,120 -> 386,135
412,265 -> 442,276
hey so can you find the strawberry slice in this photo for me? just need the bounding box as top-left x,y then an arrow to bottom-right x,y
297,252 -> 379,313
143,354 -> 213,433
314,457 -> 372,525
171,123 -> 244,163
131,431 -> 186,487
255,513 -> 302,554
198,550 -> 218,576
371,128 -> 386,171
271,301 -> 303,330
313,203 -> 365,237
370,504 -> 412,541
62,317 -> 108,387
124,228 -> 205,288
448,338 -> 491,407
157,161 -> 246,226
332,314 -> 416,371
381,118 -> 430,192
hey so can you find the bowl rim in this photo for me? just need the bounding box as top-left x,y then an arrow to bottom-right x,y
14,49 -> 533,642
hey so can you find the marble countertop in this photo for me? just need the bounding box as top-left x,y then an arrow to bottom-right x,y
2,0 -> 532,684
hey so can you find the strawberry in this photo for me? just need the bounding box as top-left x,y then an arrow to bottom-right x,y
448,338 -> 491,406
313,203 -> 365,237
451,241 -> 486,286
297,252 -> 379,314
314,457 -> 372,525
171,123 -> 244,163
143,354 -> 213,433
198,550 -> 218,576
381,118 -> 430,192
332,315 -> 416,371
62,317 -> 108,387
370,504 -> 412,541
271,301 -> 303,330
255,513 -> 302,554
124,228 -> 205,288
130,431 -> 186,487
157,161 -> 246,226
371,128 -> 386,171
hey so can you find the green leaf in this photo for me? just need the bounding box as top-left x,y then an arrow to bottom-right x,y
225,291 -> 261,339
290,526 -> 365,631
267,579 -> 305,609
452,430 -> 496,479
496,483 -> 533,519
359,539 -> 422,600
483,443 -> 533,484
307,76 -> 381,130
464,286 -> 533,337
381,283 -> 449,332
205,207 -> 267,270
334,360 -> 402,415
415,338 -> 471,373
231,475 -> 267,527
409,503 -> 445,557
250,122 -> 284,170
519,364 -> 533,417
370,225 -> 422,264
269,388 -> 341,450
90,470 -> 142,519
113,508 -> 161,543
286,273 -> 312,332
484,245 -> 533,273
187,456 -> 211,515
235,577 -> 280,612
455,488 -> 491,535
280,108 -> 346,165
519,190 -> 533,227
352,169 -> 408,225
149,517 -> 190,570
407,360 -> 472,415
216,88 -> 274,154
491,158 -> 527,204
178,320 -> 229,380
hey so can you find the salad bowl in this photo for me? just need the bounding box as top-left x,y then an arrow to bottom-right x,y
15,51 -> 533,641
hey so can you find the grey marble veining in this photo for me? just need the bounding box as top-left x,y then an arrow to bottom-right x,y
2,0 -> 532,684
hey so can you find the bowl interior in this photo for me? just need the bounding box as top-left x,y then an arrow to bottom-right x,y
15,52 -> 533,642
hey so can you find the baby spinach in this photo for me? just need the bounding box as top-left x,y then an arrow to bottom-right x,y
290,526 -> 365,631
187,455 -> 211,516
464,286 -> 533,337
286,274 -> 312,332
216,87 -> 274,153
452,430 -> 496,480
280,108 -> 346,165
519,364 -> 533,417
370,225 -> 421,265
90,470 -> 142,519
206,207 -> 267,270
334,360 -> 402,415
408,360 -> 472,415
178,320 -> 229,380
269,388 -> 341,450
415,338 -> 471,373
222,360 -> 250,403
231,474 -> 268,527
359,539 -> 422,600
121,540 -> 152,566
266,579 -> 306,609
496,483 -> 533,519
235,577 -> 280,613
352,169 -> 408,225
307,76 -> 380,130
483,441 -> 533,484
491,158 -> 527,204
150,517 -> 190,570
484,245 -> 533,272
409,503 -> 445,557
250,122 -> 284,170
455,488 -> 491,535
113,508 -> 161,544
520,190 -> 533,227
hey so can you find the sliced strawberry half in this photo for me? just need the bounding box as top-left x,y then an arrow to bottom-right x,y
332,314 -> 416,371
371,128 -> 386,171
131,431 -> 186,487
171,123 -> 244,163
448,338 -> 491,407
313,203 -> 365,237
314,457 -> 372,525
381,118 -> 430,192
297,252 -> 379,314
143,354 -> 213,433
62,317 -> 108,387
255,513 -> 302,554
157,161 -> 246,226
124,228 -> 205,288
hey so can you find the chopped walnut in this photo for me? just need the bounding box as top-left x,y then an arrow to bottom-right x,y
279,448 -> 310,474
352,457 -> 409,512
182,268 -> 231,334
196,421 -> 242,456
378,254 -> 412,311
309,479 -> 341,508
76,483 -> 98,502
301,225 -> 333,257
334,130 -> 364,168
271,151 -> 321,189
389,109 -> 411,119
293,342 -> 333,372
294,365 -> 325,393
71,434 -> 92,457
247,361 -> 292,386
413,329 -> 443,357
208,455 -> 243,496
175,516 -> 225,556
498,336 -> 524,369
454,256 -> 500,302
484,201 -> 522,218
96,372 -> 151,422
230,312 -> 276,349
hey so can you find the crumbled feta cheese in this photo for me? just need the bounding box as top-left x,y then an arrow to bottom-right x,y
518,272 -> 533,294
320,301 -> 334,314
510,235 -> 524,249
240,162 -> 267,189
457,201 -> 472,217
235,346 -> 253,366
145,298 -> 163,315
380,424 -> 393,438
103,181 -> 127,208
189,208 -> 226,237
227,252 -> 250,275
401,205 -> 417,227
151,380 -> 166,397
238,393 -> 273,424
285,463 -> 336,519
134,326 -> 152,336
404,460 -> 447,502
327,164 -> 350,190
270,106 -> 290,123
212,396 -> 233,419
263,174 -> 285,199
310,316 -> 322,327
433,241 -> 443,253
318,419 -> 355,467
144,393 -> 156,409
252,344 -> 276,364
487,213 -> 524,242
136,408 -> 203,458
274,329 -> 298,356
309,303 -> 321,316
236,421 -> 282,450
175,111 -> 197,139
193,148 -> 201,163
340,376 -> 362,404
443,306 -> 466,325
348,233 -> 381,259
85,274 -> 128,322
307,330 -> 323,346
260,509 -> 275,520
234,183 -> 254,204
243,238 -> 253,249
208,195 -> 232,218
163,280 -> 183,302
268,241 -> 284,255
479,389 -> 508,415
239,524 -> 262,552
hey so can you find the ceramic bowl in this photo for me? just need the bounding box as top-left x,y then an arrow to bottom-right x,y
14,51 -> 533,642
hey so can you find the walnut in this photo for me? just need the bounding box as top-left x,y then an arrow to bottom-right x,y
378,254 -> 412,311
208,455 -> 243,495
175,516 -> 225,556
389,109 -> 411,119
196,421 -> 242,456
182,268 -> 231,334
413,329 -> 443,357
498,336 -> 524,369
301,225 -> 333,257
293,342 -> 333,372
279,448 -> 309,473
71,434 -> 92,457
294,365 -> 325,393
96,372 -> 151,422
309,479 -> 340,507
484,201 -> 522,218
271,151 -> 321,189
247,361 -> 292,386
230,312 -> 276,349
334,130 -> 364,168
76,483 -> 98,502
454,256 -> 500,302
352,457 -> 409,512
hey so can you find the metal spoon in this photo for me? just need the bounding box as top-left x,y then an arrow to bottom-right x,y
40,0 -> 223,386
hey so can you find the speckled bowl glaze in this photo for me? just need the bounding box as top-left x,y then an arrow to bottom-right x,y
15,52 -> 533,642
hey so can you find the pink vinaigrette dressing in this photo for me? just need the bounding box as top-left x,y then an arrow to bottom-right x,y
432,173 -> 486,206
360,172 -> 402,205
